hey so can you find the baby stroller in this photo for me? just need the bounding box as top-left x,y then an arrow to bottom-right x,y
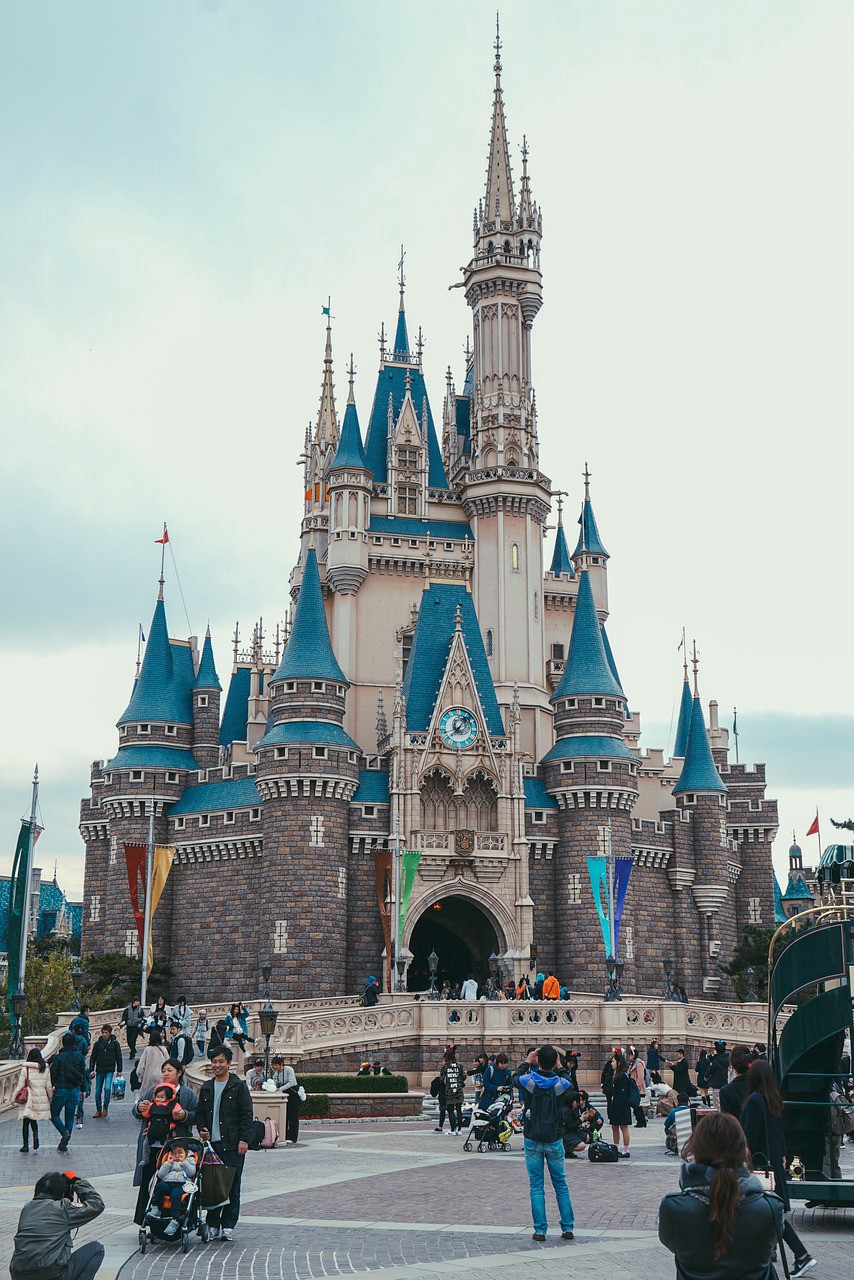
462,1092 -> 514,1152
139,1136 -> 209,1254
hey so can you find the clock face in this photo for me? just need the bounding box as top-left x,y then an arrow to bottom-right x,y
439,707 -> 478,749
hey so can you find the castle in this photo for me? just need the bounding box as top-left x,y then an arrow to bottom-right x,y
80,35 -> 778,1002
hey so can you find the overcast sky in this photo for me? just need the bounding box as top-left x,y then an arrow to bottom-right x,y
1,0 -> 852,898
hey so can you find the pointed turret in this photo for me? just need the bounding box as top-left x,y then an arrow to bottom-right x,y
330,361 -> 368,471
271,548 -> 347,686
192,625 -> 222,768
328,357 -> 372,596
393,245 -> 409,356
119,593 -> 191,726
518,134 -> 534,225
673,695 -> 727,794
553,572 -> 621,701
484,19 -> 514,224
301,308 -> 340,561
572,465 -> 609,560
315,307 -> 339,449
549,520 -> 574,578
194,627 -> 221,690
673,674 -> 693,759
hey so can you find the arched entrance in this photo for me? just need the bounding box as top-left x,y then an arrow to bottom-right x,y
407,894 -> 501,992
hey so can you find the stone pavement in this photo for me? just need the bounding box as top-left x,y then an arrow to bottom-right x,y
2,1100 -> 853,1279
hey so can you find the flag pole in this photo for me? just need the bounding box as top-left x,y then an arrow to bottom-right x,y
140,799 -> 155,1009
815,806 -> 822,862
17,764 -> 39,993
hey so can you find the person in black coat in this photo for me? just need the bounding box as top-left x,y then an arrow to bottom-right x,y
606,1051 -> 633,1157
647,1039 -> 663,1084
49,1034 -> 87,1152
88,1024 -> 123,1118
667,1047 -> 696,1098
696,1048 -> 712,1105
740,1059 -> 816,1276
719,1045 -> 752,1120
658,1110 -> 782,1280
196,1044 -> 253,1240
706,1041 -> 730,1109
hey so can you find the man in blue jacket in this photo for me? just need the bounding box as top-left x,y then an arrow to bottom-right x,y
49,1035 -> 87,1153
513,1044 -> 575,1242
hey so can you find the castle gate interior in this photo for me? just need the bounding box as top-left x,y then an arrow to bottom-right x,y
407,895 -> 501,991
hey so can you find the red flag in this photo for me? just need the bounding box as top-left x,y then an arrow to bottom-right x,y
155,528 -> 169,545
124,843 -> 147,948
806,815 -> 819,837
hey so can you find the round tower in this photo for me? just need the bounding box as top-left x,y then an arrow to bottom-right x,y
254,547 -> 359,999
327,357 -> 372,597
192,626 -> 222,770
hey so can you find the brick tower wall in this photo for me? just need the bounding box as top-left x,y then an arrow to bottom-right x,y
192,688 -> 221,771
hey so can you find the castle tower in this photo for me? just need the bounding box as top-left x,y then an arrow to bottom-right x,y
462,28 -> 551,739
542,570 -> 638,987
253,547 -> 359,999
301,309 -> 340,564
328,357 -> 373,675
571,467 -> 609,615
192,626 -> 221,770
672,659 -> 730,996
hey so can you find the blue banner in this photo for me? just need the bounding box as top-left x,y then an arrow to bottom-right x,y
586,854 -> 634,959
612,857 -> 633,956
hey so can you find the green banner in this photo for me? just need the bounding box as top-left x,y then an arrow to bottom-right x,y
399,851 -> 422,945
6,822 -> 31,1021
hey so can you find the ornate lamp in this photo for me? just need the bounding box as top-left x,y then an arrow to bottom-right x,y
9,986 -> 26,1059
395,954 -> 406,993
71,965 -> 83,1013
529,942 -> 538,972
745,965 -> 758,1003
604,957 -> 624,1003
427,949 -> 439,999
258,962 -> 278,1081
489,951 -> 498,981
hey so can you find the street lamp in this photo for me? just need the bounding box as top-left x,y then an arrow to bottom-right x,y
663,955 -> 677,1002
604,957 -> 624,1003
258,962 -> 278,1082
489,951 -> 498,982
395,954 -> 406,993
745,965 -> 758,1003
427,949 -> 439,999
71,965 -> 83,1013
9,986 -> 26,1059
529,942 -> 538,972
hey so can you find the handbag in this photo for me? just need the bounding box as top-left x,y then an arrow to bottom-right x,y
753,1150 -> 775,1193
200,1146 -> 237,1208
764,1194 -> 791,1280
14,1068 -> 29,1106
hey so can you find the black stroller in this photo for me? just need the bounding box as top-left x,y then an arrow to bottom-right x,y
462,1092 -> 514,1152
139,1136 -> 209,1254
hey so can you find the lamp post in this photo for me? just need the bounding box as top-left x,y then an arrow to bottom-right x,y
427,949 -> 439,999
395,954 -> 406,993
605,957 -> 624,1003
258,962 -> 278,1082
745,965 -> 758,1003
663,955 -> 677,1002
71,965 -> 83,1013
529,942 -> 538,972
9,986 -> 26,1059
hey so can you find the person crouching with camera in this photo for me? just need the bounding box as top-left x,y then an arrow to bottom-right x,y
9,1171 -> 105,1280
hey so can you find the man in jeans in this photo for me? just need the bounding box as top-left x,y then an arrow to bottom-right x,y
88,1024 -> 122,1118
50,1034 -> 87,1153
197,1045 -> 253,1241
514,1044 -> 575,1242
10,1171 -> 105,1280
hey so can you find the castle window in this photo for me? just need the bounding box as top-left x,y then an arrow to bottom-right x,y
309,815 -> 325,847
313,746 -> 328,759
567,873 -> 582,905
560,761 -> 575,774
748,897 -> 761,924
120,726 -> 128,737
166,771 -> 179,784
273,920 -> 289,954
363,805 -> 376,818
566,698 -> 577,710
285,681 -> 296,692
398,447 -> 419,469
124,929 -> 139,958
750,798 -> 761,810
598,760 -> 612,772
197,694 -> 208,707
485,629 -> 494,657
165,724 -> 176,736
444,541 -> 453,550
551,643 -> 564,662
511,543 -> 520,571
397,486 -> 418,515
312,681 -> 325,692
174,817 -> 185,830
199,814 -> 210,827
250,807 -> 261,821
348,750 -> 358,763
224,811 -> 235,825
337,866 -> 347,899
624,925 -> 635,961
138,724 -> 150,735
592,556 -> 600,564
130,770 -> 144,782
89,894 -> 101,922
275,747 -> 288,760
685,794 -> 696,805
534,591 -> 539,619
409,539 -> 419,548
593,697 -> 605,708
391,537 -> 401,547
532,810 -> 545,824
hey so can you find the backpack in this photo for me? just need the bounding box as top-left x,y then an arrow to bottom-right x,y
628,1077 -> 641,1108
261,1116 -> 279,1149
429,1076 -> 444,1099
247,1118 -> 266,1151
523,1083 -> 562,1144
176,1035 -> 194,1067
588,1139 -> 620,1163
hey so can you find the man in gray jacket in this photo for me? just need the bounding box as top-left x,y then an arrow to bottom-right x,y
10,1171 -> 105,1280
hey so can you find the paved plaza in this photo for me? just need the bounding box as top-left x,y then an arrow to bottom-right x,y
1,1094 -> 852,1279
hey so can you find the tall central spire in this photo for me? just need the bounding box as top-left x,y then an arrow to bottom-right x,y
485,15 -> 514,224
315,299 -> 339,448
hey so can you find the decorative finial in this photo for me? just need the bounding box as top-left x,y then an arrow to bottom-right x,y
553,489 -> 567,526
404,366 -> 412,394
232,621 -> 240,666
398,243 -> 406,310
274,621 -> 281,664
378,321 -> 386,361
376,690 -> 388,746
423,539 -> 433,584
583,462 -> 591,502
347,352 -> 356,404
521,134 -> 528,169
691,639 -> 699,698
681,626 -> 688,680
155,522 -> 169,600
454,603 -> 463,631
322,296 -> 332,331
416,325 -> 424,365
494,10 -> 501,74
463,534 -> 474,588
464,334 -> 472,364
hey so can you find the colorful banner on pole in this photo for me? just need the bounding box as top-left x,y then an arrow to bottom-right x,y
5,821 -> 31,1021
398,851 -> 422,945
586,854 -> 634,958
373,849 -> 393,991
124,843 -> 147,950
147,845 -> 176,975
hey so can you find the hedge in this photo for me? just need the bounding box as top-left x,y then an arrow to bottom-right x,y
297,1074 -> 408,1095
301,1094 -> 330,1118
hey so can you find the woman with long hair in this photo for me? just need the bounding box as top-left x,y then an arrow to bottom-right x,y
606,1051 -> 633,1157
16,1047 -> 52,1153
659,1111 -> 781,1277
741,1059 -> 816,1275
228,1002 -> 250,1054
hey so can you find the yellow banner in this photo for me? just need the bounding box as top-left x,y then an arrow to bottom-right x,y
147,845 -> 176,975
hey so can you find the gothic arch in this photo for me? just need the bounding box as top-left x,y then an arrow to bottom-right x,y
403,877 -> 517,956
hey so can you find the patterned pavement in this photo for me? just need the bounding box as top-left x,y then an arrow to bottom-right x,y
1,1100 -> 853,1279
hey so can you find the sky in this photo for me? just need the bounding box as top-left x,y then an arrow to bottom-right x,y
1,0 -> 852,898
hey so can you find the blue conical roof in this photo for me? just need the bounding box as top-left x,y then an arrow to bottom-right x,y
673,696 -> 726,794
600,623 -> 625,697
118,596 -> 193,725
549,524 -> 574,577
572,498 -> 608,558
331,401 -> 368,471
194,629 -> 221,691
393,306 -> 409,356
773,877 -> 786,924
673,677 -> 693,758
553,571 -> 623,701
271,549 -> 347,685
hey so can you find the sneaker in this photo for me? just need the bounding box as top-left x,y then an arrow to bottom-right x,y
33,1138 -> 39,1150
148,1207 -> 161,1219
433,1127 -> 443,1133
561,1231 -> 574,1240
58,1133 -> 70,1153
163,1220 -> 179,1238
76,1121 -> 83,1129
792,1257 -> 817,1276
207,1226 -> 220,1240
619,1151 -> 630,1158
19,1146 -> 29,1153
532,1232 -> 546,1242
221,1228 -> 233,1242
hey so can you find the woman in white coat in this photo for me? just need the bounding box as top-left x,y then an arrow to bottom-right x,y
16,1047 -> 53,1152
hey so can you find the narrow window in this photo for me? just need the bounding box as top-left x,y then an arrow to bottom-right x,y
511,543 -> 520,571
485,628 -> 494,657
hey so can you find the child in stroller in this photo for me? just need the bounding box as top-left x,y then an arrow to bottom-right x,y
462,1091 -> 514,1152
140,1137 -> 208,1253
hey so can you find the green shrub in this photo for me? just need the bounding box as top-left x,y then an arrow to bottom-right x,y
297,1074 -> 408,1094
301,1094 -> 330,1118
